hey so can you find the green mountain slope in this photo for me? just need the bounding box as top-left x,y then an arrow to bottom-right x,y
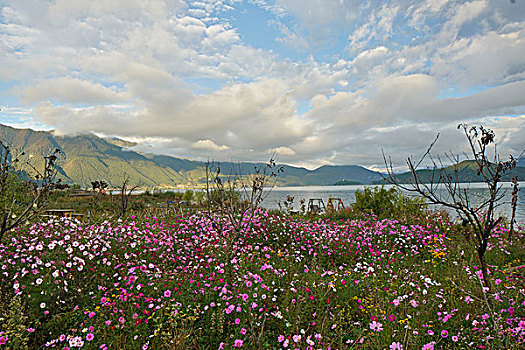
378,160 -> 525,184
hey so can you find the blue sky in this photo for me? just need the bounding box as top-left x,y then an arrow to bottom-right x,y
0,0 -> 524,169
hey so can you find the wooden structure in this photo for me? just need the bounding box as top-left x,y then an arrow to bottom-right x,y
45,209 -> 75,217
307,199 -> 326,214
327,197 -> 345,212
43,209 -> 84,220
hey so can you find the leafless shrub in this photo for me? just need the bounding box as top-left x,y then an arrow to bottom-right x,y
0,141 -> 61,242
384,124 -> 521,290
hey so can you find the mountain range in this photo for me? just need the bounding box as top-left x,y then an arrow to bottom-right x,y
376,160 -> 525,185
1,124 -> 523,188
0,124 -> 383,187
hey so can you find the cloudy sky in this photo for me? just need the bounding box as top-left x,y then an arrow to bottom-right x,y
1,0 -> 524,170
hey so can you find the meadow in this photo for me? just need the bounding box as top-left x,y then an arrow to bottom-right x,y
0,204 -> 524,349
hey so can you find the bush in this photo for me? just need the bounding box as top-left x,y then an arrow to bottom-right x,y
183,190 -> 194,203
353,186 -> 426,219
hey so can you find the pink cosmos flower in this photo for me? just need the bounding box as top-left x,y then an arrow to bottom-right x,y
389,342 -> 403,350
306,336 -> 314,346
369,321 -> 383,332
422,342 -> 435,350
233,339 -> 243,347
441,330 -> 448,338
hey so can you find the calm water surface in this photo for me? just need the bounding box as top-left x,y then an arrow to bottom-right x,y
260,182 -> 525,224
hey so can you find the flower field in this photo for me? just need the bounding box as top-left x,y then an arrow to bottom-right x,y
0,210 -> 524,349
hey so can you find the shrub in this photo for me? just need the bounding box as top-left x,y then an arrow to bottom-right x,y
353,185 -> 426,219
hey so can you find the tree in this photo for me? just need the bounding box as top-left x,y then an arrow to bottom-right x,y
205,157 -> 283,257
384,124 -> 519,289
118,175 -> 139,218
0,141 -> 61,242
89,180 -> 108,208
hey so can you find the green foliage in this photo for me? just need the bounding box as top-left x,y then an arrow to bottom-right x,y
0,172 -> 34,213
0,291 -> 30,349
182,190 -> 194,203
353,186 -> 427,219
206,188 -> 240,207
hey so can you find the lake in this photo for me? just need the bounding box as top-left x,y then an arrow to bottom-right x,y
260,182 -> 525,224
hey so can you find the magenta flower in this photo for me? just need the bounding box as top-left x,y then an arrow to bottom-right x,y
422,343 -> 435,350
233,339 -> 243,347
441,330 -> 448,338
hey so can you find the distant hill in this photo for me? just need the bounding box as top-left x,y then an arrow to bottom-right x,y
376,160 -> 525,184
302,165 -> 381,185
0,124 -> 383,187
334,179 -> 362,185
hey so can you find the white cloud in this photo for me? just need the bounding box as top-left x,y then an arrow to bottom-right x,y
432,29 -> 525,86
436,0 -> 488,42
269,20 -> 310,49
192,139 -> 230,151
22,77 -> 127,104
269,146 -> 295,156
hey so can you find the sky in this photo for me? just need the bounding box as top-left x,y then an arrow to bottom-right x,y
0,0 -> 524,170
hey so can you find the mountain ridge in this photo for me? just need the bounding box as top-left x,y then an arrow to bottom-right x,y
3,124 -> 522,187
0,124 -> 383,187
374,160 -> 525,184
